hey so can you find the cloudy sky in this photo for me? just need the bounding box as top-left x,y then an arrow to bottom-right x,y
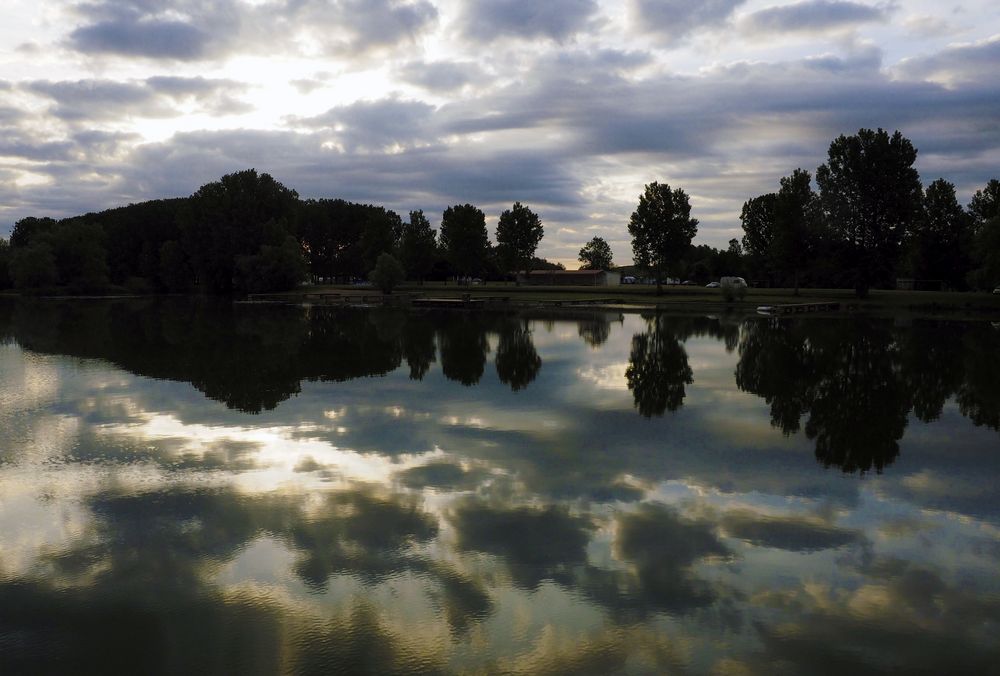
1,1 -> 998,266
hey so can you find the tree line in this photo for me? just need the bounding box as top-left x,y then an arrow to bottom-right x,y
738,128 -> 1000,295
0,170 -> 562,295
615,128 -> 1000,297
1,128 -> 997,296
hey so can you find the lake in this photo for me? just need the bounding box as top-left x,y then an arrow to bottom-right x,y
1,298 -> 998,674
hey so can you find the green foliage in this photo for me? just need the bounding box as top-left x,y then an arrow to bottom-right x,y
10,243 -> 58,289
968,179 -> 1000,231
10,217 -> 56,248
234,236 -> 308,294
907,179 -> 973,289
772,169 -> 819,294
400,210 -> 437,282
360,208 -> 402,272
494,320 -> 541,391
740,193 -> 776,264
440,204 -> 489,277
628,182 -> 699,292
158,240 -> 193,292
578,236 -> 614,270
0,238 -> 10,289
49,220 -> 110,292
369,252 -> 405,294
626,315 -> 693,417
817,128 -> 923,296
495,202 -> 543,275
968,214 -> 1000,290
180,169 -> 299,293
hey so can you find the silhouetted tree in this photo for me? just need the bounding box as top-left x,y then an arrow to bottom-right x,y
625,314 -> 693,416
772,169 -> 818,295
401,314 -> 437,380
496,202 -> 543,283
907,179 -> 973,289
968,178 -> 1000,232
967,179 -> 1000,290
740,193 -> 776,268
495,320 -> 541,391
9,242 -> 57,289
360,207 -> 402,272
0,238 -> 11,289
158,240 -> 193,292
736,318 -> 910,473
440,204 -> 489,279
399,210 -> 437,283
816,129 -> 923,296
957,326 -> 1000,430
179,169 -> 299,293
628,182 -> 699,294
369,252 -> 405,294
577,315 -> 612,347
9,217 -> 56,248
578,236 -> 614,271
234,236 -> 308,294
438,315 -> 489,385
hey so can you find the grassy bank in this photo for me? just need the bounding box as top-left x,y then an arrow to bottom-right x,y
276,282 -> 1000,317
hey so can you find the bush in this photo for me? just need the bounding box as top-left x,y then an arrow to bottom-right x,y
369,253 -> 405,294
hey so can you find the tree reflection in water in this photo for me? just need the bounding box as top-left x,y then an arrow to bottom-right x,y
736,317 -> 1000,473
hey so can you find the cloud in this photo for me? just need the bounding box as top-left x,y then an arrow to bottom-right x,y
68,18 -> 214,60
460,0 -> 600,42
291,98 -> 437,151
24,79 -> 168,121
741,1 -> 889,36
449,501 -> 594,586
630,0 -> 747,43
64,0 -> 438,62
720,509 -> 863,551
398,60 -> 487,92
895,35 -> 1000,86
22,77 -> 251,122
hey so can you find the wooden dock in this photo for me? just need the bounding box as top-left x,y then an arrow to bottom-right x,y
757,302 -> 840,315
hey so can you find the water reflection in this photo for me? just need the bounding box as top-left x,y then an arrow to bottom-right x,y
1,299 -> 999,674
736,317 -> 1000,473
0,300 -> 565,410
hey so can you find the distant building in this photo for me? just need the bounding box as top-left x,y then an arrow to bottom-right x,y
517,270 -> 622,286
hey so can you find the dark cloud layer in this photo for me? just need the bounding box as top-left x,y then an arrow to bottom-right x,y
632,0 -> 747,43
65,0 -> 438,61
460,0 -> 600,42
742,1 -> 888,35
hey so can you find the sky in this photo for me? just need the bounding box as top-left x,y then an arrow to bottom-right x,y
0,1 -> 998,267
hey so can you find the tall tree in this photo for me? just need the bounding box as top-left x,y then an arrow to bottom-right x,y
440,204 -> 489,279
908,178 -> 973,289
399,210 -> 437,283
773,168 -> 818,295
578,236 -> 614,270
740,193 -> 777,284
495,202 -> 543,283
627,182 -> 699,294
360,207 -> 402,273
179,169 -> 299,293
816,128 -> 923,297
968,178 -> 1000,233
0,238 -> 10,289
9,217 -> 56,248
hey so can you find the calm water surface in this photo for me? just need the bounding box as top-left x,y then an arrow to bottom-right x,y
1,298 -> 998,674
